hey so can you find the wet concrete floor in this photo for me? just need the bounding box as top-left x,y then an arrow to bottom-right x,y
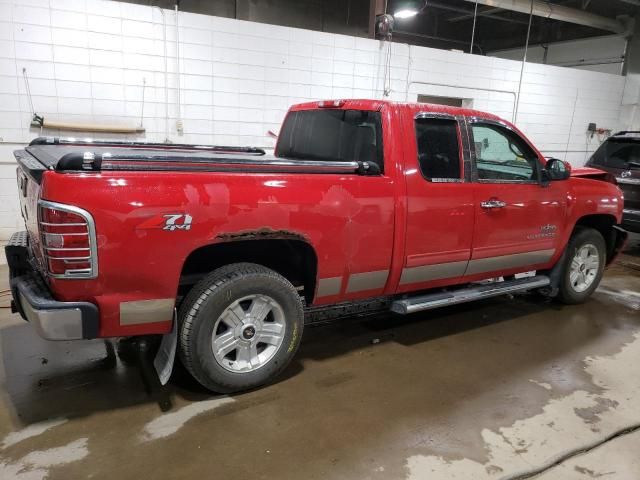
0,235 -> 638,479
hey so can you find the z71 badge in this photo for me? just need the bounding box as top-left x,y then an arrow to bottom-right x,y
138,214 -> 193,231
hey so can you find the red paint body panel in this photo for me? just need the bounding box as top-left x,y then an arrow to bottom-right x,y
27,100 -> 623,338
40,170 -> 396,336
571,166 -> 608,178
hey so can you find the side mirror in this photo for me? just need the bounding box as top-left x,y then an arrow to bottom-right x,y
544,158 -> 571,181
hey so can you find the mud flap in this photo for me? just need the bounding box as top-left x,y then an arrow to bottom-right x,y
153,312 -> 177,386
607,225 -> 628,265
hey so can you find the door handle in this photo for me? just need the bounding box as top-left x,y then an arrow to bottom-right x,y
480,199 -> 507,209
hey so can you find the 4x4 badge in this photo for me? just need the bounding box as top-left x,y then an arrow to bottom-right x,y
138,213 -> 192,231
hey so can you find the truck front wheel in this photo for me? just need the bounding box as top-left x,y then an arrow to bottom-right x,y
178,263 -> 304,393
558,227 -> 606,304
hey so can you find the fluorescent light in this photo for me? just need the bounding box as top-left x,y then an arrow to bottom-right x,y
394,8 -> 418,19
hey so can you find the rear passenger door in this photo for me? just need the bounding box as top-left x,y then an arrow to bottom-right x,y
398,112 -> 475,293
466,120 -> 566,278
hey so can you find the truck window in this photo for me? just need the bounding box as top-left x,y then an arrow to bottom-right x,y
415,118 -> 462,181
591,140 -> 640,169
276,109 -> 383,172
471,123 -> 539,182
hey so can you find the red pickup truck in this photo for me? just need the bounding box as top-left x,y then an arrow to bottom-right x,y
6,100 -> 627,393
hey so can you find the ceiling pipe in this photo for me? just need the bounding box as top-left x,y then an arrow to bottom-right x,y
459,0 -> 628,34
394,30 -> 485,53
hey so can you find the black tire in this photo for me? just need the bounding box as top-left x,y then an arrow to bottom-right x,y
178,263 -> 304,393
116,337 -> 138,365
558,227 -> 606,305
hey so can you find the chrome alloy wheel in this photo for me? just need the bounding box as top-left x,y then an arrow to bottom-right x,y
211,294 -> 286,373
569,244 -> 600,293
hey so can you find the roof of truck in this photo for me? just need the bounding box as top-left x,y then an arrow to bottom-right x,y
289,99 -> 504,123
20,100 -> 514,177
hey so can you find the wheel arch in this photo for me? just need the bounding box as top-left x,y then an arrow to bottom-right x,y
572,213 -> 623,264
179,236 -> 318,305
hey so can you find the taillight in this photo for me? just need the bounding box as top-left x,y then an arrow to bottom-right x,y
38,200 -> 98,279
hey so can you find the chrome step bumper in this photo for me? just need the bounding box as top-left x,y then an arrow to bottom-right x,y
391,275 -> 551,315
5,231 -> 99,340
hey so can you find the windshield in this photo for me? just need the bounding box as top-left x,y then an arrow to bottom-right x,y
591,139 -> 640,169
275,109 -> 384,172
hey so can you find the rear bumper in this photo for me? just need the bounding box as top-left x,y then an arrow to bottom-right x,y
622,208 -> 640,233
5,231 -> 99,341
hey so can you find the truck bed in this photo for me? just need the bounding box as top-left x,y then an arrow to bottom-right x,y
18,137 -> 367,182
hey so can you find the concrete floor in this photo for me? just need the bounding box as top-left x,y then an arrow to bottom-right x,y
0,236 -> 638,480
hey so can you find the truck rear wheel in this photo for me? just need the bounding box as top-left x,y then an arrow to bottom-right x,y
558,227 -> 606,305
178,263 -> 304,393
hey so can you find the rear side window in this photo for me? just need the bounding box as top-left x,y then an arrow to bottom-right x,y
415,118 -> 462,181
591,140 -> 640,169
276,109 -> 383,172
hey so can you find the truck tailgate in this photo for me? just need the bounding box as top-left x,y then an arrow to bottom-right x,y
14,149 -> 47,273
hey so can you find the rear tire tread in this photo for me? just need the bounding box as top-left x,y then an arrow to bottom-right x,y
178,263 -> 303,393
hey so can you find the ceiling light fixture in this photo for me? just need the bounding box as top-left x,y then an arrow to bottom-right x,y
393,0 -> 423,19
394,9 -> 418,18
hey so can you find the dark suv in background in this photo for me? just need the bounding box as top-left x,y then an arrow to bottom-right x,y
586,131 -> 640,233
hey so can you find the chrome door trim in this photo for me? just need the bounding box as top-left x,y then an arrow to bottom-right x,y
415,112 -> 457,120
617,177 -> 640,185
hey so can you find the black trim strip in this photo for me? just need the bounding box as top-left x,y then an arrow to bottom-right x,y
459,116 -> 477,182
15,150 -> 48,183
29,136 -> 266,155
98,163 -> 363,174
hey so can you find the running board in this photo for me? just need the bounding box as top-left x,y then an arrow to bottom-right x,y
390,275 -> 551,315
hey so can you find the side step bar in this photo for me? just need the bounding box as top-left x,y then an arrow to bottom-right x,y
390,275 -> 550,315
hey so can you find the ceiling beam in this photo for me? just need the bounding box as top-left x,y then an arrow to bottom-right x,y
448,7 -> 504,23
458,0 -> 628,34
426,1 -> 530,25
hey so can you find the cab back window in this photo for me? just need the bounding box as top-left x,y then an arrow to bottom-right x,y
276,109 -> 383,172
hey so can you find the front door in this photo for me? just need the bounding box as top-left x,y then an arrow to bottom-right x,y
466,120 -> 566,278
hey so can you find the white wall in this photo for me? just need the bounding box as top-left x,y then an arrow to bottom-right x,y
0,144 -> 19,241
0,0 -> 637,239
490,35 -> 627,75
